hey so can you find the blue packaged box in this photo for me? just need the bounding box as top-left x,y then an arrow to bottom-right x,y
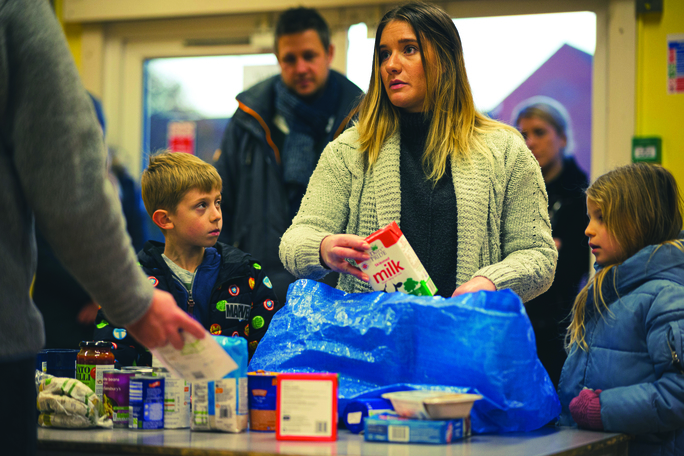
364,412 -> 471,444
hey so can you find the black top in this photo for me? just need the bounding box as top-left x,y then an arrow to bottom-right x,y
399,112 -> 458,298
530,156 -> 589,312
525,156 -> 589,387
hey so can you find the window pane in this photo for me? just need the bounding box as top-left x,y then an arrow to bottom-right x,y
142,54 -> 279,165
346,11 -> 596,175
456,12 -> 595,112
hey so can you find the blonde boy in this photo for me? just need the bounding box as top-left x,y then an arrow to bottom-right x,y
94,152 -> 281,363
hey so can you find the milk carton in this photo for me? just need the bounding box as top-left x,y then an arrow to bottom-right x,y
358,221 -> 437,296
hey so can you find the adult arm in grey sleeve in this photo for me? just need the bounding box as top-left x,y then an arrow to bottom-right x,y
2,0 -> 204,348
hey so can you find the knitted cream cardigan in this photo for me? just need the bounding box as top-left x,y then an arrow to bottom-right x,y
279,127 -> 557,302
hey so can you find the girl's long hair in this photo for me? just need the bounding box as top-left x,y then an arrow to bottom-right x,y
355,1 -> 518,182
566,163 -> 684,351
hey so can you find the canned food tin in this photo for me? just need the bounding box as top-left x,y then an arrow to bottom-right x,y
248,371 -> 278,432
151,368 -> 191,429
122,366 -> 154,375
103,371 -> 136,427
129,376 -> 165,430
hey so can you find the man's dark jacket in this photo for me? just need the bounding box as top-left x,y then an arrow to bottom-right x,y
215,70 -> 362,302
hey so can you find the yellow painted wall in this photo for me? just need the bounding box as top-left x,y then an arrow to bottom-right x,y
54,0 -> 83,75
636,0 -> 684,186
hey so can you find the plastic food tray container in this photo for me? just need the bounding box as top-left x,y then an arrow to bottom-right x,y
381,390 -> 482,420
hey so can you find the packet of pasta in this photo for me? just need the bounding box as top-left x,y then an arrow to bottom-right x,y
38,413 -> 91,429
37,393 -> 92,418
37,376 -> 113,428
39,377 -> 100,413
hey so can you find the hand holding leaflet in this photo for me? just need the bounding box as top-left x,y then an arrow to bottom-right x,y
151,330 -> 238,382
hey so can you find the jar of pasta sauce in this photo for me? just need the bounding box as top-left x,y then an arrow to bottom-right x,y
77,341 -> 115,400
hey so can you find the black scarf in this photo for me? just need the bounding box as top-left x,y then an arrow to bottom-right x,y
274,76 -> 340,188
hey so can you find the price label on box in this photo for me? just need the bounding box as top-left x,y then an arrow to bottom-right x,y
276,373 -> 338,441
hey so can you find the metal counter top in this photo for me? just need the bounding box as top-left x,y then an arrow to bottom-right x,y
37,426 -> 630,456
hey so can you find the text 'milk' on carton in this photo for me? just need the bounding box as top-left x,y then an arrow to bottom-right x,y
358,221 -> 437,296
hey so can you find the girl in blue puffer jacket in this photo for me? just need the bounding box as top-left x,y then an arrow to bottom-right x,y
558,163 -> 684,455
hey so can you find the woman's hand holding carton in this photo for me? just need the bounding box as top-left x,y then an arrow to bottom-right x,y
452,276 -> 497,297
320,235 -> 371,282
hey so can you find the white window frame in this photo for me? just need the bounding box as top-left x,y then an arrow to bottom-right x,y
74,0 -> 635,181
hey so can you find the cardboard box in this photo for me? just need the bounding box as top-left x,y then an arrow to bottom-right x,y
364,413 -> 471,444
276,373 -> 338,441
358,221 -> 437,296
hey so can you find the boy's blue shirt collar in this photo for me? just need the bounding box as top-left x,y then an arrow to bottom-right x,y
202,246 -> 220,268
189,247 -> 221,325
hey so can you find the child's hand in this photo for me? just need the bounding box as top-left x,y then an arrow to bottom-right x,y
569,388 -> 603,430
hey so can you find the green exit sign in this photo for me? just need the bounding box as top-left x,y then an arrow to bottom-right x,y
632,137 -> 661,163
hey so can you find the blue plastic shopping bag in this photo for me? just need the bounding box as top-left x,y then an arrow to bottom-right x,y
249,280 -> 560,433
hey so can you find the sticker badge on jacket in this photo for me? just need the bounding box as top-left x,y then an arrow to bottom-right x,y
148,276 -> 159,287
225,303 -> 250,320
252,316 -> 265,329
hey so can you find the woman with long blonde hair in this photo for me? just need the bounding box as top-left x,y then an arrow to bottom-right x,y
559,163 -> 684,455
280,1 -> 556,300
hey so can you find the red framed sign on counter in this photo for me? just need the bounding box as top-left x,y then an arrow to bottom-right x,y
276,373 -> 338,442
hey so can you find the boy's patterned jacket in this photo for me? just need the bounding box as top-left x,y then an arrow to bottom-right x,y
94,241 -> 281,365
